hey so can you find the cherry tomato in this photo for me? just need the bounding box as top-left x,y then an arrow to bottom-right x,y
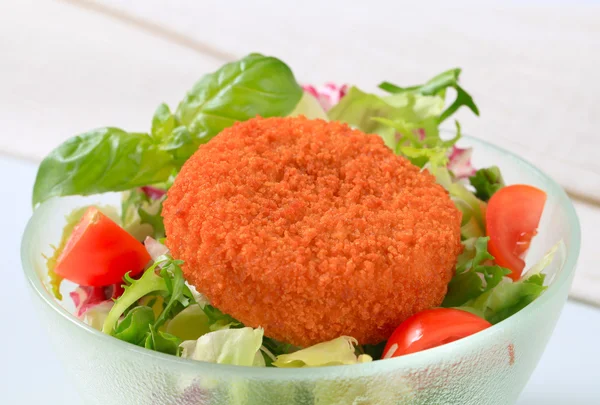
486,184 -> 546,280
382,308 -> 491,358
54,207 -> 151,286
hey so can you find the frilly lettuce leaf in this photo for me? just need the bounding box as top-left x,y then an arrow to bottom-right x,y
102,263 -> 168,334
180,327 -> 265,366
457,242 -> 559,324
272,336 -> 372,368
328,87 -> 444,152
442,237 -> 511,307
378,68 -> 480,123
469,166 -> 505,202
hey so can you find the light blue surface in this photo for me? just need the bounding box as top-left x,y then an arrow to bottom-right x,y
2,155 -> 598,404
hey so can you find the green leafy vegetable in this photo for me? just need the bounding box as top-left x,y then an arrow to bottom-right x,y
154,259 -> 191,329
176,53 -> 302,142
203,304 -> 243,331
165,304 -> 211,341
287,91 -> 328,120
32,128 -> 176,207
144,326 -> 182,356
32,54 -> 302,207
470,166 -> 505,202
121,188 -> 166,240
151,103 -> 176,141
379,68 -> 479,123
457,242 -> 559,324
328,87 -> 444,152
180,327 -> 265,366
113,306 -> 155,345
459,274 -> 546,325
442,237 -> 511,307
272,336 -> 372,368
102,263 -> 168,334
433,166 -> 486,238
100,255 -> 196,355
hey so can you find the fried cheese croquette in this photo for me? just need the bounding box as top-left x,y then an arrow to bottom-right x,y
163,116 -> 462,347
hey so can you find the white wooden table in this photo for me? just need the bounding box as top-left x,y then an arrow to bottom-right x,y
1,0 -> 599,403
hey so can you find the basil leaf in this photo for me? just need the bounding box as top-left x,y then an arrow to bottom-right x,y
32,128 -> 175,206
32,54 -> 302,207
159,126 -> 198,166
176,53 -> 302,143
151,103 -> 176,141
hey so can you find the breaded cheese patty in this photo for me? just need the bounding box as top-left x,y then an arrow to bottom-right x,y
163,116 -> 462,346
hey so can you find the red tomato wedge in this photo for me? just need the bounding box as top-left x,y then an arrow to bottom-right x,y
382,308 -> 491,358
486,184 -> 546,280
54,207 -> 151,286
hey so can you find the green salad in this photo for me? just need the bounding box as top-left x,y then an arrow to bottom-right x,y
34,53 -> 557,368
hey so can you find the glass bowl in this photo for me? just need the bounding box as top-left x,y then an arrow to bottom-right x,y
21,136 -> 580,405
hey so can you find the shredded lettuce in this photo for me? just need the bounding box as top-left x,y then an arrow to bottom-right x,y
180,327 -> 265,366
273,336 -> 372,368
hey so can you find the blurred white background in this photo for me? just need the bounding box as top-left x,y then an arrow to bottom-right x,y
1,0 -> 599,403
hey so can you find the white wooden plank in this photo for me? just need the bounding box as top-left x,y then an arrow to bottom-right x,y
0,0 -> 224,161
88,0 -> 600,202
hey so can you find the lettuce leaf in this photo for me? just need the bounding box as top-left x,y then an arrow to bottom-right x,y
328,87 -> 444,152
457,243 -> 559,324
431,165 -> 487,239
378,68 -> 479,123
180,327 -> 265,366
272,336 -> 372,368
113,306 -> 155,345
469,166 -> 505,202
442,237 -> 511,307
121,188 -> 166,241
144,326 -> 182,356
101,262 -> 168,334
165,304 -> 212,341
287,91 -> 328,120
459,274 -> 547,325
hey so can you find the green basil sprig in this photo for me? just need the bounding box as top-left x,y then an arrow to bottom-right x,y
32,53 -> 302,207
